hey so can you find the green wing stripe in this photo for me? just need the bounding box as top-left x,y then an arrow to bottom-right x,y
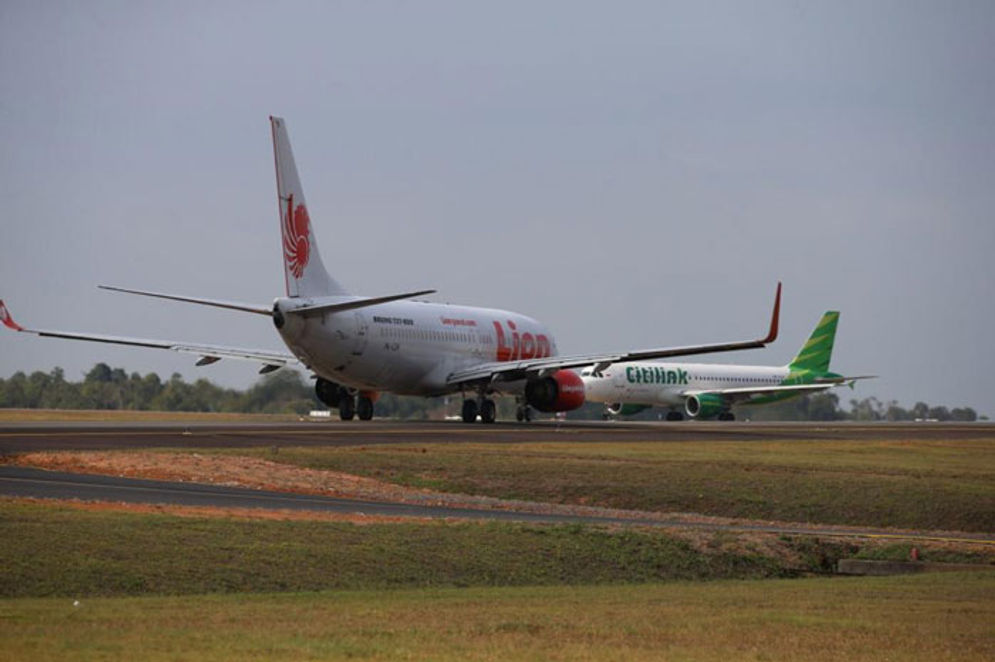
788,311 -> 839,373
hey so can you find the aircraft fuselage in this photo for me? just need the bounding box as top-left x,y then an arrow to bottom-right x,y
274,297 -> 558,396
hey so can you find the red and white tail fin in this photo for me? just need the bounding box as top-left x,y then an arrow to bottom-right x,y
270,116 -> 348,298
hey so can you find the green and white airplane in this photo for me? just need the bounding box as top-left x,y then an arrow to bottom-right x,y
581,311 -> 873,421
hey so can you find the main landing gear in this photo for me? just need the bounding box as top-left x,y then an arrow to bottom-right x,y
339,394 -> 375,421
515,403 -> 532,422
665,410 -> 684,421
717,411 -> 736,421
356,396 -> 374,421
461,395 -> 497,424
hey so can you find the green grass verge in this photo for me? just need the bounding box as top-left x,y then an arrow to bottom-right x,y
2,573 -> 992,661
1,501 -> 808,598
232,439 -> 995,531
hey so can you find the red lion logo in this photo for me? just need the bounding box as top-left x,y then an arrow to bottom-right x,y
282,194 -> 311,278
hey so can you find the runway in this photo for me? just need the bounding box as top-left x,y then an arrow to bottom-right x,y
2,419 -> 992,453
4,465 -> 991,545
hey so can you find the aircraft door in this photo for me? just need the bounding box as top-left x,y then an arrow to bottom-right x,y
352,311 -> 368,357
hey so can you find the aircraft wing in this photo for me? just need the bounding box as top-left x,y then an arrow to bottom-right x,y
682,375 -> 877,403
447,283 -> 782,387
684,383 -> 834,401
0,299 -> 301,373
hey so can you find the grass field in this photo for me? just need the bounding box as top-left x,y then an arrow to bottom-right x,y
3,499 -> 991,600
220,438 -> 995,532
1,500 -> 818,598
2,572 -> 992,661
3,430 -> 994,660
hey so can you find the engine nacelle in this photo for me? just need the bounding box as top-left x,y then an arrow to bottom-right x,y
607,403 -> 652,417
524,370 -> 586,412
315,377 -> 345,408
684,393 -> 726,419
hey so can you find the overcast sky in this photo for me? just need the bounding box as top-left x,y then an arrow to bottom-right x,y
2,1 -> 993,415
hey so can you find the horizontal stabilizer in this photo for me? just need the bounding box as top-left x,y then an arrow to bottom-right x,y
287,289 -> 437,317
99,285 -> 272,316
815,375 -> 877,383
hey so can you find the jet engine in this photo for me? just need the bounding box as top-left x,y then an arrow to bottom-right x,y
315,377 -> 346,408
524,370 -> 586,412
606,403 -> 652,417
684,393 -> 726,419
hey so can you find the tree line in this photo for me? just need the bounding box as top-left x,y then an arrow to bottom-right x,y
0,364 -> 317,415
737,391 -> 981,422
0,364 -> 984,421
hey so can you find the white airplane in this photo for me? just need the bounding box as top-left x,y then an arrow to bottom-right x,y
1,116 -> 782,423
582,311 -> 873,421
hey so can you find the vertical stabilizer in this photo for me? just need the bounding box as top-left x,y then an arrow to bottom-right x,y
788,311 -> 839,373
270,116 -> 348,297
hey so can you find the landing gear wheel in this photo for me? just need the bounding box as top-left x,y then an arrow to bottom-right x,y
515,405 -> 532,422
666,411 -> 684,421
339,396 -> 355,421
718,412 -> 736,421
480,399 -> 497,424
356,396 -> 374,421
461,399 -> 478,423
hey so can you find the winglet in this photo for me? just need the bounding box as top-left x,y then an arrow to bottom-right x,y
761,282 -> 781,344
0,300 -> 25,332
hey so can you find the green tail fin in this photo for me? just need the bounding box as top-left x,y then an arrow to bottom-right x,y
788,311 -> 839,373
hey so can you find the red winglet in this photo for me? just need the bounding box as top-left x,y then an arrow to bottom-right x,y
761,282 -> 781,344
0,300 -> 25,331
